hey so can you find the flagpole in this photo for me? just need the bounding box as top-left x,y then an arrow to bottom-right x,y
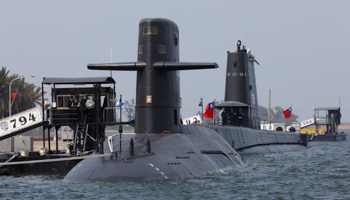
110,48 -> 113,78
201,97 -> 204,124
8,75 -> 35,117
213,99 -> 215,130
339,90 -> 341,108
11,92 -> 17,107
269,89 -> 271,130
120,95 -> 122,124
119,94 -> 122,152
9,77 -> 22,117
290,104 -> 292,127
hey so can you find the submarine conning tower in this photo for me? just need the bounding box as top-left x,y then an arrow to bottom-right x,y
88,18 -> 218,134
217,40 -> 260,129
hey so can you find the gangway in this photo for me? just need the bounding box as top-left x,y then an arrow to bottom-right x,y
0,107 -> 44,141
300,118 -> 315,129
73,117 -> 89,152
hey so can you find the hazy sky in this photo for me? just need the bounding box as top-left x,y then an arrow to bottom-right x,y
1,1 -> 350,122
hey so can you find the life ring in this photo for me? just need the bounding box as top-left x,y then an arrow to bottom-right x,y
289,127 -> 296,132
276,127 -> 283,131
162,131 -> 171,135
227,116 -> 231,123
193,117 -> 197,124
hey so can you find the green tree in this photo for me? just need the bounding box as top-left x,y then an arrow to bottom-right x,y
0,67 -> 10,118
259,105 -> 298,124
258,105 -> 274,122
0,67 -> 42,118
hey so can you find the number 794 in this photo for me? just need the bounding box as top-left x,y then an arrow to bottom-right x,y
10,113 -> 36,128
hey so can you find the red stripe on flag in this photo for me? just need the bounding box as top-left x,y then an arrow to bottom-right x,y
283,108 -> 291,118
203,102 -> 214,118
11,92 -> 17,99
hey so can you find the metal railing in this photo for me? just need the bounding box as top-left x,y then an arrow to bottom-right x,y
102,107 -> 135,122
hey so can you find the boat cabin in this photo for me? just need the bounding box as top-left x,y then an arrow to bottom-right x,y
41,77 -> 116,153
313,107 -> 341,134
216,101 -> 255,128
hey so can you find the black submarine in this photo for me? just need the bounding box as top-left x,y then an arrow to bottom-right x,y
64,18 -> 245,183
64,18 -> 307,183
214,41 -> 308,154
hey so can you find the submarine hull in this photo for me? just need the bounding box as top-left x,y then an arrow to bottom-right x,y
215,125 -> 307,154
65,125 -> 245,183
308,133 -> 346,142
0,154 -> 84,176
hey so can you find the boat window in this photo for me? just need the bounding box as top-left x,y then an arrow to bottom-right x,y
174,33 -> 178,46
174,109 -> 178,125
138,45 -> 143,54
232,73 -> 238,76
57,94 -> 94,109
143,26 -> 158,35
57,95 -> 71,109
100,94 -> 108,107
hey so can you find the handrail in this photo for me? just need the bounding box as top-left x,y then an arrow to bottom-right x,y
102,107 -> 135,122
107,133 -> 120,153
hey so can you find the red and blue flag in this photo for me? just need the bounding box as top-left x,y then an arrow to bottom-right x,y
203,102 -> 214,118
283,107 -> 291,118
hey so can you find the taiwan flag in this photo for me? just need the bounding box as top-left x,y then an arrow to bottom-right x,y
203,102 -> 214,118
283,107 -> 291,118
11,92 -> 17,99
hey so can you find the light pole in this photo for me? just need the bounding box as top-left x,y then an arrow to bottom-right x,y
9,75 -> 35,117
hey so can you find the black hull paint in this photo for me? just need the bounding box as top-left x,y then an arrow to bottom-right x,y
64,125 -> 245,183
1,154 -> 84,176
308,134 -> 346,142
214,125 -> 307,154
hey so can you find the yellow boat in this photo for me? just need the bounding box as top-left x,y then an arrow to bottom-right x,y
300,128 -> 326,134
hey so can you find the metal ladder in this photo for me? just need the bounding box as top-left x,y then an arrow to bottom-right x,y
73,116 -> 88,152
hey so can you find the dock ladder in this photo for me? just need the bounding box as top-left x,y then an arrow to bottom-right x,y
73,116 -> 88,153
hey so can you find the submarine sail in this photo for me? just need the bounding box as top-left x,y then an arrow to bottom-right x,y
88,18 -> 218,134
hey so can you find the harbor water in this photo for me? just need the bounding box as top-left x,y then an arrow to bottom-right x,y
1,130 -> 350,199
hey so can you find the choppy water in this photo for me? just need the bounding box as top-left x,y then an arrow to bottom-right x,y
1,131 -> 350,200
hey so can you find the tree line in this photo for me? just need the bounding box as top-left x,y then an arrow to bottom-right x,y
258,105 -> 298,123
0,67 -> 42,119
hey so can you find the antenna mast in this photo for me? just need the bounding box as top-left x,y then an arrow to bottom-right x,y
268,89 -> 271,127
339,90 -> 341,108
245,11 -> 246,46
110,48 -> 113,77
